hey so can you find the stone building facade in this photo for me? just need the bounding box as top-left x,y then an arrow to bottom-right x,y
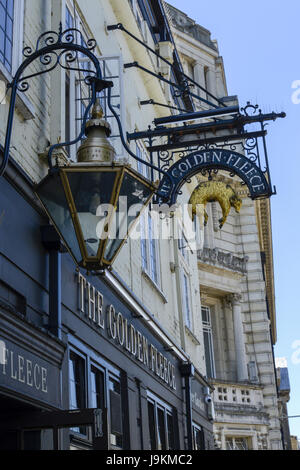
0,0 -> 282,450
166,3 -> 283,450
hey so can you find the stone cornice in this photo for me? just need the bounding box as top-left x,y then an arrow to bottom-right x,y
255,199 -> 277,343
198,247 -> 248,274
165,2 -> 218,52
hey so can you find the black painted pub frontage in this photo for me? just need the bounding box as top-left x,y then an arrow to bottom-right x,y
0,156 -> 214,450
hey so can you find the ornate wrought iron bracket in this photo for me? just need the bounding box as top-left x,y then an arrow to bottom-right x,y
0,23 -> 106,176
0,25 -> 286,211
129,101 -> 286,206
0,24 -> 170,190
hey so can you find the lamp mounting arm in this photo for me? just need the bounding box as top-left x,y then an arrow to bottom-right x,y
0,24 -> 104,177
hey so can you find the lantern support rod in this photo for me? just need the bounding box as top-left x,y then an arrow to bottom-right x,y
107,22 -> 225,108
124,61 -> 220,110
0,24 -> 108,177
106,87 -> 175,195
127,110 -> 286,141
139,99 -> 187,113
146,130 -> 267,153
153,105 -> 240,126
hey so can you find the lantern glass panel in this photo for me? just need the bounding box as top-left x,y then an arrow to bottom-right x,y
36,172 -> 82,263
104,171 -> 153,262
66,170 -> 119,258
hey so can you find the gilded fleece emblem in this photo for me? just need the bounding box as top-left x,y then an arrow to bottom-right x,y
188,181 -> 242,229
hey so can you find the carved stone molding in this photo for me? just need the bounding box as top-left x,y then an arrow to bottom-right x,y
227,293 -> 243,306
198,247 -> 248,273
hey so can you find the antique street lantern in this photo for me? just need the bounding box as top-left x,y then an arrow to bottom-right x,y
0,24 -> 161,272
35,99 -> 156,270
0,25 -> 285,273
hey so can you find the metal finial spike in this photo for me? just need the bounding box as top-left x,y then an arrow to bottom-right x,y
91,98 -> 104,119
58,22 -> 63,41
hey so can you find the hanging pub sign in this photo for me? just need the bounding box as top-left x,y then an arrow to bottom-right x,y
155,148 -> 272,206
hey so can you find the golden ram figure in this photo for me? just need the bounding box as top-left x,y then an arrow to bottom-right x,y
188,181 -> 242,229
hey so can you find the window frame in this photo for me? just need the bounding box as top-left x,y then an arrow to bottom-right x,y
181,269 -> 192,330
147,391 -> 176,451
143,210 -> 161,287
64,1 -> 87,160
137,141 -> 160,287
107,372 -> 123,449
225,436 -> 252,451
68,347 -> 88,437
192,422 -> 205,450
201,305 -> 216,379
140,210 -> 161,289
0,0 -> 24,77
68,338 -> 124,449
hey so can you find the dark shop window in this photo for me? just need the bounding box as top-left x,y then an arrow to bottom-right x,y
90,366 -> 104,409
147,394 -> 175,450
69,350 -> 86,435
193,423 -> 205,450
68,342 -> 126,449
148,401 -> 156,449
109,375 -> 123,448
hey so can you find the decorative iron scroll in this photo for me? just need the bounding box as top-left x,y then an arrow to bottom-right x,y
0,23 -> 103,177
155,148 -> 273,205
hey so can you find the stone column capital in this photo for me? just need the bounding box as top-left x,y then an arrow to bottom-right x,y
227,293 -> 242,306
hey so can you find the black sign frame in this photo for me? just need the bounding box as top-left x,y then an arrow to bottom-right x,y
155,148 -> 273,206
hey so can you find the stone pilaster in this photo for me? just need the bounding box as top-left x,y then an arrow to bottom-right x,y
227,293 -> 248,382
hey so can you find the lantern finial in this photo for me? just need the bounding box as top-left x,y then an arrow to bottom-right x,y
77,98 -> 115,164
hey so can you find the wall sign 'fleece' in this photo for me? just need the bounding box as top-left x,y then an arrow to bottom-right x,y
157,149 -> 270,205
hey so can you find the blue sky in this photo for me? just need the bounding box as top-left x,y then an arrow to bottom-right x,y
167,0 -> 300,439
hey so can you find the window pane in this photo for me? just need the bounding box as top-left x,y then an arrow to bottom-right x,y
167,413 -> 174,450
0,5 -> 5,28
67,170 -> 118,258
183,273 -> 191,328
148,213 -> 158,284
6,15 -> 12,37
148,401 -> 156,450
7,0 -> 14,18
0,0 -> 13,72
109,377 -> 123,448
69,353 -> 85,409
140,213 -> 148,271
226,437 -> 249,450
157,407 -> 166,450
147,397 -> 175,451
203,330 -> 215,378
69,351 -> 86,435
5,36 -> 11,62
201,306 -> 209,325
36,171 -> 82,263
91,367 -> 104,409
193,426 -> 205,450
65,6 -> 74,29
0,29 -> 4,55
104,171 -> 153,262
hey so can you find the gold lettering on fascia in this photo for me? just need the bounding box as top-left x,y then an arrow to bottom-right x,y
107,306 -> 176,390
1,347 -> 48,393
77,272 -> 104,329
77,272 -> 177,390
